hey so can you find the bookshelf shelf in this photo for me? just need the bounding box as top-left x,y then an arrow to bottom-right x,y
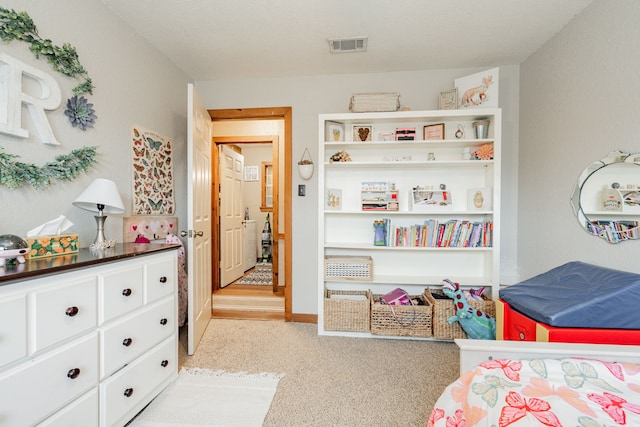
318,109 -> 502,338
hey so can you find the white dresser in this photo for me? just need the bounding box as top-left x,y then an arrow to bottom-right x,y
0,244 -> 180,427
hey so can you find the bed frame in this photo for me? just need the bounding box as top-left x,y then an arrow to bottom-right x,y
456,339 -> 640,373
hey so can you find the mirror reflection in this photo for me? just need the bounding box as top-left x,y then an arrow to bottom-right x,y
571,150 -> 640,243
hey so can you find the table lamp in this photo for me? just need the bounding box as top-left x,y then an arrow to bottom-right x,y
73,178 -> 125,247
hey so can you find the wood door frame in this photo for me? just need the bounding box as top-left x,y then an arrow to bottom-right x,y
209,107 -> 292,321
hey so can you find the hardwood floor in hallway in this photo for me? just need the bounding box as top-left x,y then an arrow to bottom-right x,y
212,269 -> 285,321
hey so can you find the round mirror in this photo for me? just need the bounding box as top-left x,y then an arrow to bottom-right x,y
571,151 -> 640,243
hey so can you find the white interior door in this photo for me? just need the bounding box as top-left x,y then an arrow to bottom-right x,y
186,83 -> 212,355
219,146 -> 245,287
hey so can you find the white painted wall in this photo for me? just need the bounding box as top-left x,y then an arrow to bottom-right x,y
518,0 -> 640,280
197,66 -> 521,314
1,0 -> 190,248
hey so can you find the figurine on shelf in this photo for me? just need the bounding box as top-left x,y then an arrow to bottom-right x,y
329,150 -> 352,163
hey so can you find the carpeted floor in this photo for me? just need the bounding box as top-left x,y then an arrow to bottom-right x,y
178,318 -> 460,427
234,264 -> 273,286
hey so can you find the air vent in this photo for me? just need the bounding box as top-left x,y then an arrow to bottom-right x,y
329,37 -> 368,54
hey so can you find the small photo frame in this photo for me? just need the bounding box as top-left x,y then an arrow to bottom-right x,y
439,88 -> 458,110
325,121 -> 344,142
423,123 -> 445,140
244,165 -> 259,182
326,188 -> 342,210
353,125 -> 372,142
467,188 -> 492,211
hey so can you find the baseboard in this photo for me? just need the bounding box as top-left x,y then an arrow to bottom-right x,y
291,313 -> 317,323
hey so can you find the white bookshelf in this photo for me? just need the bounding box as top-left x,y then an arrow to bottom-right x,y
318,109 -> 502,337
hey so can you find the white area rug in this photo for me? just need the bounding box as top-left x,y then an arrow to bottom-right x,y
235,264 -> 272,286
130,368 -> 284,427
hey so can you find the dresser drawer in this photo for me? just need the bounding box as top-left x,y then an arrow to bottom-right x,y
101,297 -> 175,378
32,276 -> 98,352
99,264 -> 144,324
0,332 -> 98,426
38,388 -> 98,427
145,252 -> 177,303
100,337 -> 177,427
0,294 -> 27,368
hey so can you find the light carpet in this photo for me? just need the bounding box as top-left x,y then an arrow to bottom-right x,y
130,367 -> 284,427
235,265 -> 272,286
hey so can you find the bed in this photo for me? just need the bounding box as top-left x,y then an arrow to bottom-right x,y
428,339 -> 640,426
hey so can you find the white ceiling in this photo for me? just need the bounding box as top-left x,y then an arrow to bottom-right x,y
100,0 -> 592,81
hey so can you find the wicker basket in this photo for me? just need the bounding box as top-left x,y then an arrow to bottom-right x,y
349,92 -> 400,113
324,289 -> 371,332
425,288 -> 496,340
370,292 -> 433,338
324,256 -> 373,281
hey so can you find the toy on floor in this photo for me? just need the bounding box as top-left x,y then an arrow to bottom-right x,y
442,278 -> 496,339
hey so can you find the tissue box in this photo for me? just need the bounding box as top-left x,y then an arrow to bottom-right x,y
28,234 -> 79,259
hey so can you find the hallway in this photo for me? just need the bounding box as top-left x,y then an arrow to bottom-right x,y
212,267 -> 285,321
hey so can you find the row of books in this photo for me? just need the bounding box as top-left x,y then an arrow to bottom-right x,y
587,221 -> 640,243
374,218 -> 493,248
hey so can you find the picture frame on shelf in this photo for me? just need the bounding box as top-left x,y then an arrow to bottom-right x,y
439,88 -> 458,110
352,124 -> 372,142
423,123 -> 445,140
325,121 -> 344,142
325,188 -> 342,210
467,188 -> 492,211
455,67 -> 499,109
410,187 -> 452,211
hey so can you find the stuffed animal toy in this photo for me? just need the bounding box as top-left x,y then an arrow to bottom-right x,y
442,279 -> 496,340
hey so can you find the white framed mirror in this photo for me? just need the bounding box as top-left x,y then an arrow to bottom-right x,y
571,150 -> 640,243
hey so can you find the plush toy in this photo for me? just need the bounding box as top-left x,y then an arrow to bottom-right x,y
442,279 -> 496,340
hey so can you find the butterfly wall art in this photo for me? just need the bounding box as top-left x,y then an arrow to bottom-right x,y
131,125 -> 175,215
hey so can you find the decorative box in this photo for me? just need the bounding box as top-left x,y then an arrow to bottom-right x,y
28,234 -> 79,259
349,92 -> 400,113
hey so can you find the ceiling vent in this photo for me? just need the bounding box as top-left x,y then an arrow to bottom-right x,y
329,37 -> 368,54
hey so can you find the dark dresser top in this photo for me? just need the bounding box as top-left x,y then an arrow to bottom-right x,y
0,243 -> 181,285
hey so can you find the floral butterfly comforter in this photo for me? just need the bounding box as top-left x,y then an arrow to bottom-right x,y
428,357 -> 640,427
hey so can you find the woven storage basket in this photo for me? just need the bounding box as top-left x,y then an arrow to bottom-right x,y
349,92 -> 400,113
324,256 -> 373,281
370,292 -> 432,338
425,288 -> 496,340
324,289 -> 371,332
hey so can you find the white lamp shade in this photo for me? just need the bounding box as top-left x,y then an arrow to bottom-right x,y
73,178 -> 125,214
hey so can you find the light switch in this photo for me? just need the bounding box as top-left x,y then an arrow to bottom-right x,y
298,184 -> 306,196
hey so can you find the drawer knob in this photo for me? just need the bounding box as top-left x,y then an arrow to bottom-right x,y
161,360 -> 169,368
160,318 -> 168,325
122,338 -> 133,347
67,368 -> 81,379
124,388 -> 134,398
122,288 -> 132,297
519,332 -> 525,340
65,306 -> 79,317
159,276 -> 168,284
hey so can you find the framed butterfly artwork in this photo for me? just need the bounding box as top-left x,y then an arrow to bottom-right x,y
131,125 -> 175,215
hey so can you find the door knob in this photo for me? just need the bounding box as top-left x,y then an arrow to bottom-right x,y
194,230 -> 204,237
180,230 -> 188,237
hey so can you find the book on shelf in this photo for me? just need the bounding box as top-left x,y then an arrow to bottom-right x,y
373,218 -> 493,248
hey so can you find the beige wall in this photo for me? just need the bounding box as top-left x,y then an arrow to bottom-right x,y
1,0 -> 190,248
518,0 -> 640,279
197,66 -> 521,314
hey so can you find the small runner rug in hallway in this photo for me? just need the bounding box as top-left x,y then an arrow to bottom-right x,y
235,264 -> 273,286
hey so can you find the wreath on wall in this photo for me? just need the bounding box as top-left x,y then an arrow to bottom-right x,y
0,7 -> 99,189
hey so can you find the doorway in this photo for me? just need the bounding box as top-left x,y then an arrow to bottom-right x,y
208,107 -> 292,321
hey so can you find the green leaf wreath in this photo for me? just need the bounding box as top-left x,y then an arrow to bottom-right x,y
0,146 -> 98,190
0,8 -> 99,189
0,7 -> 93,96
